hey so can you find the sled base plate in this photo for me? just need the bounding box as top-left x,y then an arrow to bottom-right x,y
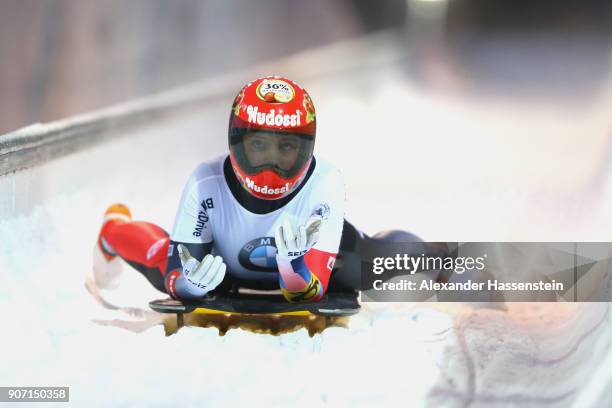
149,292 -> 360,317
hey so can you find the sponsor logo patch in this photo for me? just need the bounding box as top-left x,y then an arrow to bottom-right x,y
256,79 -> 295,103
246,105 -> 302,127
312,203 -> 331,220
239,237 -> 279,272
193,198 -> 213,237
245,178 -> 290,196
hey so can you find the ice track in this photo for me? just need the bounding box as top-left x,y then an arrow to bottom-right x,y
1,36 -> 612,407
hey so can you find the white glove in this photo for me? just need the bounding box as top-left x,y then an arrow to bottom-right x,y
275,216 -> 322,260
177,244 -> 226,296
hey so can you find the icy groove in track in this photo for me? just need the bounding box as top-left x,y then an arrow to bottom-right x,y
428,305 -> 609,407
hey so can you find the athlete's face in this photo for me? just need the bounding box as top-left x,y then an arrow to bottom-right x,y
243,132 -> 301,172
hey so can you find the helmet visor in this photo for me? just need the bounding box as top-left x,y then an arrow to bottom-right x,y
230,130 -> 314,179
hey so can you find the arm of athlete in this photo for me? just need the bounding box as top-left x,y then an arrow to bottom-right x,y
164,241 -> 226,300
163,167 -> 227,300
275,217 -> 327,302
275,171 -> 345,303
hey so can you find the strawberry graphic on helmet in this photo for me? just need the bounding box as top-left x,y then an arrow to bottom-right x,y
303,93 -> 316,124
231,89 -> 245,116
263,92 -> 276,103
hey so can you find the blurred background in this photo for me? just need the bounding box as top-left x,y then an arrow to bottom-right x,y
2,0 -> 612,134
0,0 -> 400,133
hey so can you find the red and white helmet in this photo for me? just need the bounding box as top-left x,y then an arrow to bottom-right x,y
228,76 -> 316,200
